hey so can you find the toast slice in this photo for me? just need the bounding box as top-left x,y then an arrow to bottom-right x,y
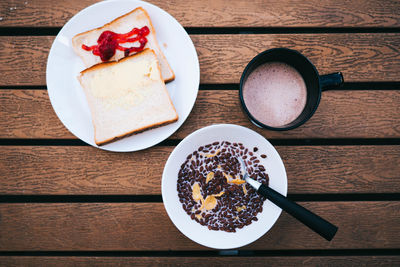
78,49 -> 178,146
72,7 -> 175,82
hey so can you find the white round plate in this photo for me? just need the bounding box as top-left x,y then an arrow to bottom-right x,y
46,0 -> 199,152
162,124 -> 287,249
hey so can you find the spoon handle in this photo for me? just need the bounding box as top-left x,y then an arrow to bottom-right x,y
258,184 -> 338,241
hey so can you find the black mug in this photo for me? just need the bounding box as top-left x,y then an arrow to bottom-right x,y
239,48 -> 344,131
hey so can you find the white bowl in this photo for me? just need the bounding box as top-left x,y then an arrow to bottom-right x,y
161,124 -> 287,249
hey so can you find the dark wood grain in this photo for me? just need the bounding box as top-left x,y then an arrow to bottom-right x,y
1,90 -> 399,139
0,202 -> 398,250
0,0 -> 399,27
1,256 -> 399,266
1,34 -> 400,86
0,145 -> 399,195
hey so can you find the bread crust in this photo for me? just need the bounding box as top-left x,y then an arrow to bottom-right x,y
72,7 -> 175,82
79,48 -> 151,75
73,7 -> 147,43
95,116 -> 178,146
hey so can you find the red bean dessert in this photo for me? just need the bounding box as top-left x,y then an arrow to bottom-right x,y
177,141 -> 269,232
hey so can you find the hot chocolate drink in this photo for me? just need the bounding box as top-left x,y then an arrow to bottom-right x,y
242,62 -> 307,127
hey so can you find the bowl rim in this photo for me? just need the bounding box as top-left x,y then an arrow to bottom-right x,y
161,124 -> 288,249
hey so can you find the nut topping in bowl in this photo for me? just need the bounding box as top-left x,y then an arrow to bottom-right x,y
177,141 -> 269,232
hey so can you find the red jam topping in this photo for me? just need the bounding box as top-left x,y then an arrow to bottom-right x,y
82,26 -> 150,62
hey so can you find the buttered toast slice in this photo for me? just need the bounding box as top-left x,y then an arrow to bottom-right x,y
72,7 -> 175,82
78,49 -> 178,146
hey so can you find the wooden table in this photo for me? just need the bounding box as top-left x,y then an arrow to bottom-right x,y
1,0 -> 400,265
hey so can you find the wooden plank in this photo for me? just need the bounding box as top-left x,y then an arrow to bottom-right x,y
192,34 -> 400,84
173,89 -> 400,139
0,145 -> 399,195
0,202 -> 398,250
0,0 -> 399,27
1,256 -> 400,266
0,36 -> 53,86
1,34 -> 400,86
1,90 -> 399,139
0,90 -> 67,139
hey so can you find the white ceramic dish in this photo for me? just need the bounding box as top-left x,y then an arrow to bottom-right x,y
162,124 -> 287,249
46,0 -> 199,152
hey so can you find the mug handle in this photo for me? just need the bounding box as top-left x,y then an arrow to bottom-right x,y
320,72 -> 344,91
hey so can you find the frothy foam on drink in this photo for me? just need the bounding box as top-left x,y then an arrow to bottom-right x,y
243,62 -> 307,127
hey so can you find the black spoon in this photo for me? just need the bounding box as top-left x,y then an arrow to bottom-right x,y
238,158 -> 338,241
